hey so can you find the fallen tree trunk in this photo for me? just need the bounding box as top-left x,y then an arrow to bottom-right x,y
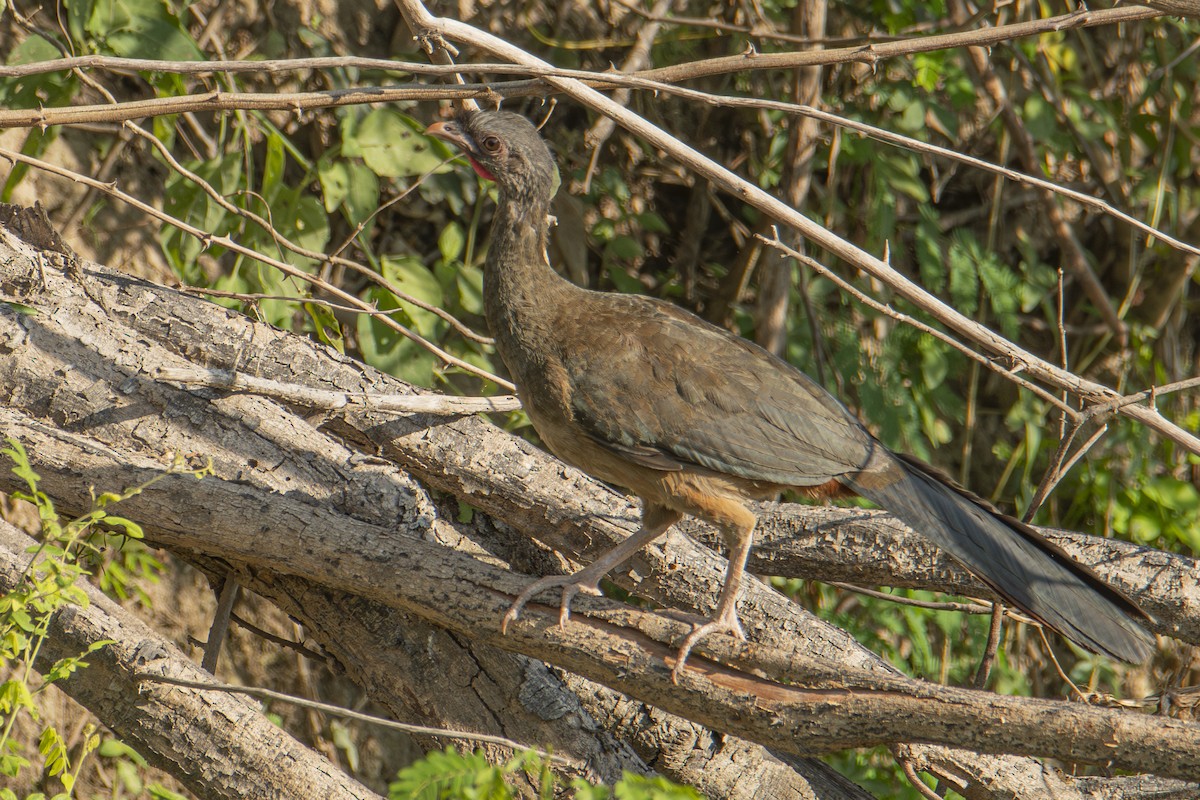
0,520 -> 381,800
0,211 -> 1194,796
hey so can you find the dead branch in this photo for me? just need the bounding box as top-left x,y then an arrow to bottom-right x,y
0,521 -> 381,800
1,215 -> 1197,790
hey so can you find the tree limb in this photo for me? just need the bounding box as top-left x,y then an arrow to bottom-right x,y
0,521 -> 381,800
1,227 -> 1197,788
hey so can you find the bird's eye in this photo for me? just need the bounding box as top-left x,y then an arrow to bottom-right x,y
481,135 -> 501,153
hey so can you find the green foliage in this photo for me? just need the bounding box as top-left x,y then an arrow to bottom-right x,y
342,108 -> 446,179
0,438 -> 211,796
0,35 -> 77,203
63,0 -> 204,62
389,747 -> 700,800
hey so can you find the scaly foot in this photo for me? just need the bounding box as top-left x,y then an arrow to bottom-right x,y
500,573 -> 603,634
671,608 -> 746,684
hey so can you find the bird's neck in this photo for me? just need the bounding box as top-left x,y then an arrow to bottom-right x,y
484,192 -> 578,359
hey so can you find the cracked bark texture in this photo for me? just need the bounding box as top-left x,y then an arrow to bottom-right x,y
0,213 -> 1195,797
0,521 -> 380,800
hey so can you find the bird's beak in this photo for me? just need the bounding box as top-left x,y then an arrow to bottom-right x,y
425,120 -> 476,157
425,119 -> 496,182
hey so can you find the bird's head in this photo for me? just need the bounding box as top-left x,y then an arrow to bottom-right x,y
425,111 -> 557,205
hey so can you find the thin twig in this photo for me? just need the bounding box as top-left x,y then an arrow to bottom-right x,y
756,232 -> 1077,415
972,602 -> 1005,689
830,583 -> 992,615
1037,627 -> 1089,702
132,673 -> 571,763
899,756 -> 943,800
155,366 -> 521,414
229,611 -> 329,663
0,145 -> 513,390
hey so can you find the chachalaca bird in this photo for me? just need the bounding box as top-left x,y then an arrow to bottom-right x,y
426,110 -> 1154,681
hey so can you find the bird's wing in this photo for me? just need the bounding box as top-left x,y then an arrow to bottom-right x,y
558,294 -> 873,486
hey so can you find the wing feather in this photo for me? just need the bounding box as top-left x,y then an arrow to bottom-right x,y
558,294 -> 872,485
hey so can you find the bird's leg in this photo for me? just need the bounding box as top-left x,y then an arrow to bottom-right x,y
501,504 -> 682,634
672,510 -> 756,683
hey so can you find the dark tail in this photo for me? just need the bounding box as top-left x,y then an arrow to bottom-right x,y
844,445 -> 1154,663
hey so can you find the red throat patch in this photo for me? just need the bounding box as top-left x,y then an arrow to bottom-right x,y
469,158 -> 496,181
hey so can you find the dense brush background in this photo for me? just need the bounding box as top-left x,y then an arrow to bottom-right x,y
0,0 -> 1197,796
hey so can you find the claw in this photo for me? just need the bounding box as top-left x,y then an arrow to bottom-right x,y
500,573 -> 602,634
671,609 -> 746,684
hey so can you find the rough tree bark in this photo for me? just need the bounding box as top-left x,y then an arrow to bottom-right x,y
0,210 -> 1195,798
0,521 -> 381,800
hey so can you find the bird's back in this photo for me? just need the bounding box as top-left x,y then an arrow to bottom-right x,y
535,288 -> 875,489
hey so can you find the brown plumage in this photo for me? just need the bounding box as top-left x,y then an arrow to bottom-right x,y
426,110 -> 1153,681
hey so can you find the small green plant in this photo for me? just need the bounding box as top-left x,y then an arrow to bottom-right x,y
0,438 -> 212,797
389,746 -> 702,799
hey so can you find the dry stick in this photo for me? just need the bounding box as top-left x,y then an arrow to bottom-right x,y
132,674 -> 571,763
398,1 -> 1200,454
828,583 -> 1036,619
228,611 -> 329,663
972,602 -> 1005,690
201,578 -> 240,674
757,0 -> 827,356
0,145 -> 514,391
0,6 -> 1163,84
578,0 -> 672,193
1025,424 -> 1109,521
1038,627 -> 1090,702
951,0 -> 1125,344
4,72 -> 1195,264
183,284 -> 486,348
155,366 -> 521,413
899,757 -> 943,800
123,117 -> 492,346
756,232 -> 1077,415
74,53 -> 488,355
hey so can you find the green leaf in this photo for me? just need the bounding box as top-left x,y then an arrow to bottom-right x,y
635,212 -> 670,233
390,747 -> 509,800
38,726 -> 67,776
607,235 -> 643,261
318,159 -> 350,213
345,108 -> 444,178
1022,95 -> 1059,147
613,772 -> 703,799
262,132 -> 285,200
0,753 -> 30,779
7,33 -> 60,66
319,160 -> 380,233
115,759 -> 144,794
357,263 -> 444,387
97,738 -> 149,766
378,256 -> 445,337
81,0 -> 204,61
439,221 -> 466,263
0,680 -> 34,715
329,720 -> 359,772
570,780 -> 612,800
305,302 -> 345,353
102,515 -> 144,539
456,265 -> 485,316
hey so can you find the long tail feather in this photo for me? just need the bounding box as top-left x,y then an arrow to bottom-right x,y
844,445 -> 1154,662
